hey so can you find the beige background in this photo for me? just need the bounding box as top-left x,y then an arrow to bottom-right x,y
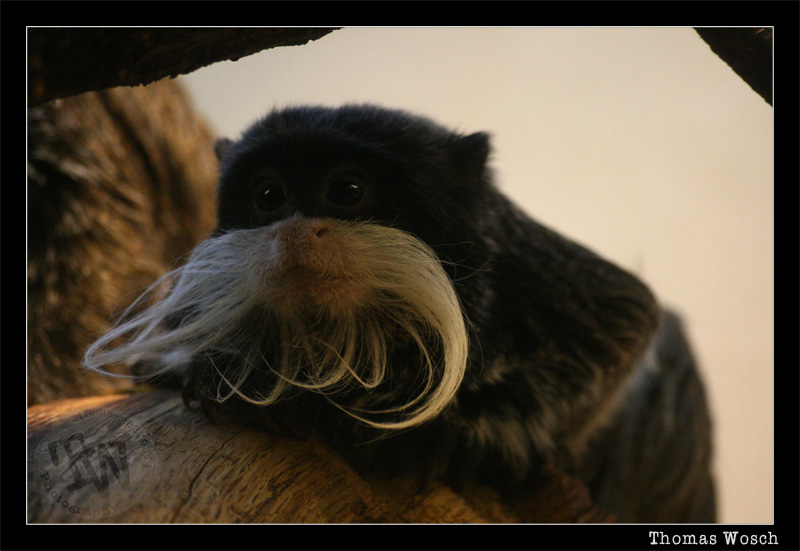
178,27 -> 774,524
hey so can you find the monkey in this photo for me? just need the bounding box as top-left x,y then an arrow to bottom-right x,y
82,104 -> 716,523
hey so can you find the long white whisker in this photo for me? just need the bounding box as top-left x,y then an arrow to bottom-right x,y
82,218 -> 469,430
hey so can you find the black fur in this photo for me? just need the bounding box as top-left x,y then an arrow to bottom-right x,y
182,104 -> 715,521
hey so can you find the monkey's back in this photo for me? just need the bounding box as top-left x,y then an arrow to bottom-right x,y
577,310 -> 717,522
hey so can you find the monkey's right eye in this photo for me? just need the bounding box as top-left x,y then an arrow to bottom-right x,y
253,182 -> 287,213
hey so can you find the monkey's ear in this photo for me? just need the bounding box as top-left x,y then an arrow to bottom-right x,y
449,132 -> 491,173
214,138 -> 235,162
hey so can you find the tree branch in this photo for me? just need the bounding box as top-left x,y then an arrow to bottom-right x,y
695,27 -> 773,105
28,28 -> 338,105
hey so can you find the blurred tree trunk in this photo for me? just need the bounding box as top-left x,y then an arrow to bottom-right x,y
27,79 -> 218,405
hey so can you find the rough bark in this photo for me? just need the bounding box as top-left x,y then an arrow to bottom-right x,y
27,390 -> 613,523
28,28 -> 338,106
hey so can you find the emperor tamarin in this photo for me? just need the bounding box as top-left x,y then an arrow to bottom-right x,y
84,104 -> 716,522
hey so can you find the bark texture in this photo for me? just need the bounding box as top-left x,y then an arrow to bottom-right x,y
27,391 -> 612,523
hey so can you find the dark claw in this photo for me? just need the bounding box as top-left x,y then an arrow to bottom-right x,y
181,366 -> 200,408
199,394 -> 222,423
180,354 -> 223,424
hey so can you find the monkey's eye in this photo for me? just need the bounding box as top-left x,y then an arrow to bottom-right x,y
253,181 -> 287,213
325,172 -> 367,207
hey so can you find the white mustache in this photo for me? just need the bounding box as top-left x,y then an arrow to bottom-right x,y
82,216 -> 469,430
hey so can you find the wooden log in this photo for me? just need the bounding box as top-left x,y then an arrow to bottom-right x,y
28,391 -> 400,523
27,390 -> 613,523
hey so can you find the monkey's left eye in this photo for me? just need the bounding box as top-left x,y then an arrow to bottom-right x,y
325,174 -> 367,207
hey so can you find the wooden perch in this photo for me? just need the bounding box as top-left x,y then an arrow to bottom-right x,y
28,28 -> 337,106
27,390 -> 613,523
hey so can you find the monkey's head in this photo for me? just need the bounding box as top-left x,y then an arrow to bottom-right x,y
83,105 -> 498,429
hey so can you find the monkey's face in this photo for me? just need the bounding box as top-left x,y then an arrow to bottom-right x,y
84,105 -> 492,429
213,105 -> 491,312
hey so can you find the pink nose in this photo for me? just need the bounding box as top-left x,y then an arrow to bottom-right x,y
270,217 -> 336,274
273,217 -> 330,245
